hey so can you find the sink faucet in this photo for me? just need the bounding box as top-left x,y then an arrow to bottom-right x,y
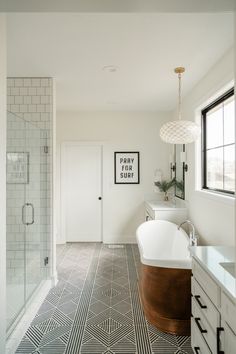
178,220 -> 197,246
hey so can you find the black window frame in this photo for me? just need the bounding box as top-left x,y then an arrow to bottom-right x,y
201,88 -> 235,196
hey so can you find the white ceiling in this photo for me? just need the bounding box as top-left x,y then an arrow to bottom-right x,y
7,13 -> 234,111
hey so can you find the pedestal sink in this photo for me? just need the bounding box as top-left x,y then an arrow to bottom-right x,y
220,262 -> 236,277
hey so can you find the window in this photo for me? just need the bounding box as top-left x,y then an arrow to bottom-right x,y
202,88 -> 235,195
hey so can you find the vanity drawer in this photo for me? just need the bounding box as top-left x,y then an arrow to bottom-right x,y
192,259 -> 220,307
221,291 -> 236,334
154,210 -> 187,224
221,320 -> 236,354
191,277 -> 220,331
191,317 -> 212,354
145,210 -> 153,221
145,204 -> 155,220
192,298 -> 216,353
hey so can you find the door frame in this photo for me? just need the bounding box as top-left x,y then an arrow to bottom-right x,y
60,141 -> 103,244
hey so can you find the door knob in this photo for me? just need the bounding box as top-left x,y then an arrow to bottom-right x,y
98,197 -> 102,200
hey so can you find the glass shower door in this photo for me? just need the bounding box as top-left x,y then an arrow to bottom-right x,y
24,120 -> 46,301
6,112 -> 27,329
6,112 -> 48,331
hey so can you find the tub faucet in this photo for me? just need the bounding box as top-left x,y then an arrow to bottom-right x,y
178,220 -> 197,246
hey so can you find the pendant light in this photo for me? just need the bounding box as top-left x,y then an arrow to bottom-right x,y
160,67 -> 200,144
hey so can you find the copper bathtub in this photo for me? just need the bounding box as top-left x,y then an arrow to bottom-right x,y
136,220 -> 191,335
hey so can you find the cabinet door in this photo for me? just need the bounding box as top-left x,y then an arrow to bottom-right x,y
221,320 -> 236,354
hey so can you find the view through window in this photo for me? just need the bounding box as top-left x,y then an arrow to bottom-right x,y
202,89 -> 235,195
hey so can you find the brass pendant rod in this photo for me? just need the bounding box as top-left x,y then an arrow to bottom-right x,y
174,67 -> 185,121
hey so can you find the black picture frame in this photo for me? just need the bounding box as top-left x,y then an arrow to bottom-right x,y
114,151 -> 140,184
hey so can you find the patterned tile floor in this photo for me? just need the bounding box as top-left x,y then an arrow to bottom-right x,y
16,243 -> 193,354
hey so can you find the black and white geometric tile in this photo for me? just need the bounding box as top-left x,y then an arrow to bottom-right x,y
16,243 -> 193,354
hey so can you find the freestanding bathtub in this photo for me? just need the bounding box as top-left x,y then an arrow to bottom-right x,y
136,219 -> 191,335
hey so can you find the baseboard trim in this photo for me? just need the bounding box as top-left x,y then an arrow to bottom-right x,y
51,272 -> 58,287
56,240 -> 66,245
103,235 -> 137,244
57,238 -> 137,245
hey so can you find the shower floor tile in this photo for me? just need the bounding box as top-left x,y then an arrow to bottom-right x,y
15,243 -> 193,354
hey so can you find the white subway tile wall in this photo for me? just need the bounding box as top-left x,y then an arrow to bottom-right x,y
6,78 -> 53,328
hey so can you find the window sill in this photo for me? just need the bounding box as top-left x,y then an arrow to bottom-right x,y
194,189 -> 235,206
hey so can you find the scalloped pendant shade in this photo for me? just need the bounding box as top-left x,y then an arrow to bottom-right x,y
160,67 -> 200,144
160,120 -> 201,144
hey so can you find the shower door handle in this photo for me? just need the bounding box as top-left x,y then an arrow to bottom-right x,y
22,204 -> 27,225
22,203 -> 35,225
27,203 -> 34,225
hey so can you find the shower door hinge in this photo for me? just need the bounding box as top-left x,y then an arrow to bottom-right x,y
44,146 -> 49,154
44,256 -> 49,266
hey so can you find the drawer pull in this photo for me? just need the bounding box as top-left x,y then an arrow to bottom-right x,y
195,295 -> 207,309
195,317 -> 207,334
217,327 -> 224,354
194,347 -> 200,354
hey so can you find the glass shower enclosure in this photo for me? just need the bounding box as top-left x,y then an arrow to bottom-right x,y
6,111 -> 51,332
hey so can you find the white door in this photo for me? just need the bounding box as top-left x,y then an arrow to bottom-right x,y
61,143 -> 102,242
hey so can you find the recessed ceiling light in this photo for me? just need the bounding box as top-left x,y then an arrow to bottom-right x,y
102,65 -> 118,73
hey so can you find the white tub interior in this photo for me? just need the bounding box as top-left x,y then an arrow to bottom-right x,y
136,220 -> 191,269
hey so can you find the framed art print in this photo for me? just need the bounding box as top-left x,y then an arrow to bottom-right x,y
114,151 -> 140,184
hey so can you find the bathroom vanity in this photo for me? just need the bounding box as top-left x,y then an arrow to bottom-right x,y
145,200 -> 187,224
190,246 -> 236,354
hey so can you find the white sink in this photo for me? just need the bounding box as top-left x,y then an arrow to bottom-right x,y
220,262 -> 236,278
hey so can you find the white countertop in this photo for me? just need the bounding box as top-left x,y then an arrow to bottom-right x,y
145,200 -> 187,211
190,246 -> 236,300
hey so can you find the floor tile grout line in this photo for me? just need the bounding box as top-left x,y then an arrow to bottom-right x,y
64,243 -> 101,354
79,243 -> 108,350
42,242 -> 83,340
43,243 -> 74,337
23,244 -> 94,353
17,243 -> 74,353
56,243 -> 71,267
124,245 -> 137,354
110,247 -> 115,336
131,244 -> 153,345
126,245 -> 152,354
63,243 -> 98,349
62,246 -> 96,353
31,245 -> 96,353
80,245 -> 117,352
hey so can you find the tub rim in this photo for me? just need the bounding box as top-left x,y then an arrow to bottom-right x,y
136,219 -> 191,269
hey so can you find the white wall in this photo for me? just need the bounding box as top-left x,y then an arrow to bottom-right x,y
56,111 -> 171,244
0,13 -> 7,354
179,47 -> 235,246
